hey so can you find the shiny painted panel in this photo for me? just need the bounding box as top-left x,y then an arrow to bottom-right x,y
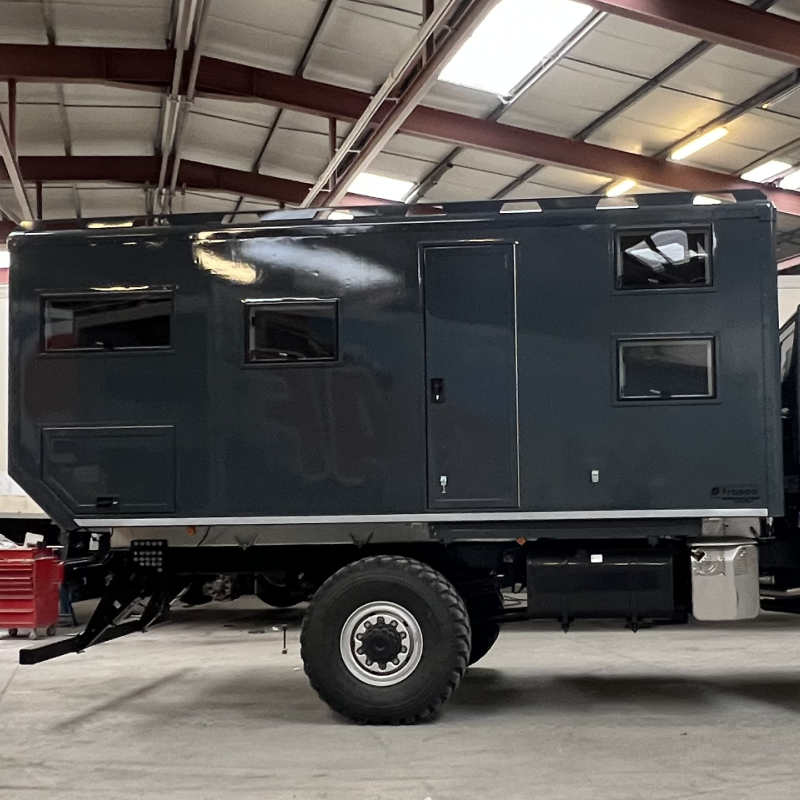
7,199 -> 782,528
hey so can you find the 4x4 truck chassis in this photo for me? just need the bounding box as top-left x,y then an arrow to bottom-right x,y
8,190 -> 800,724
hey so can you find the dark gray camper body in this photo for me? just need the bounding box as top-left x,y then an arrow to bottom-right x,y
7,193 -> 781,541
12,193 -> 799,724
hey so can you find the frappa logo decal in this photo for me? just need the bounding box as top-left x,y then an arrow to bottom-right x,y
710,485 -> 760,503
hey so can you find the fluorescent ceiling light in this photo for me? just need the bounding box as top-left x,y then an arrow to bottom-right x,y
349,173 -> 415,202
606,178 -> 637,197
328,210 -> 354,220
779,169 -> 800,191
438,0 -> 593,96
670,126 -> 728,162
87,220 -> 135,229
741,160 -> 792,183
693,195 -> 722,205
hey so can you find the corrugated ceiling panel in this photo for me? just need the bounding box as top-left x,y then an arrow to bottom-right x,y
61,84 -> 161,108
14,105 -> 67,156
181,111 -> 270,172
190,97 -> 279,129
69,106 -> 159,156
367,151 -> 444,184
46,0 -> 171,47
304,0 -> 419,92
664,46 -> 792,105
77,185 -> 145,216
585,88 -> 729,155
0,1 -> 49,44
532,166 -> 611,194
501,61 -> 645,139
385,134 -> 460,165
452,149 -> 534,178
204,0 -> 321,74
773,0 -> 800,20
564,14 -> 700,77
258,110 -> 332,184
423,83 -> 501,120
422,165 -> 520,202
35,186 -> 77,218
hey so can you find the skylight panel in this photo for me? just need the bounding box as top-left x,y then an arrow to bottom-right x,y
438,0 -> 593,96
349,173 -> 416,202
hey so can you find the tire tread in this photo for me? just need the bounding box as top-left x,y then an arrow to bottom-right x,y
301,555 -> 470,724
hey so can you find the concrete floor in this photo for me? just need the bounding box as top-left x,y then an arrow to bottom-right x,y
2,601 -> 800,800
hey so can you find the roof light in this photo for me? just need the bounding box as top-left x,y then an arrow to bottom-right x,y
87,220 -> 135,229
670,127 -> 728,162
438,0 -> 593,96
741,160 -> 792,183
605,178 -> 637,197
778,169 -> 800,191
693,195 -> 722,205
349,173 -> 415,202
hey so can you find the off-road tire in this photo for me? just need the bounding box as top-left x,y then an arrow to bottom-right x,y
301,555 -> 471,724
463,590 -> 503,666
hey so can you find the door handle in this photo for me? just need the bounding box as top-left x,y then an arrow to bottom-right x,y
430,378 -> 444,403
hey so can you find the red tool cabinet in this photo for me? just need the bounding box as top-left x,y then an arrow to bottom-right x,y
0,548 -> 63,639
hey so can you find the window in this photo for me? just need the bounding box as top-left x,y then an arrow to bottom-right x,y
618,338 -> 715,401
43,291 -> 172,352
617,228 -> 710,289
781,319 -> 796,382
246,300 -> 338,364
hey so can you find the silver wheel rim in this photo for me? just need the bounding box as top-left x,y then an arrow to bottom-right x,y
339,601 -> 424,686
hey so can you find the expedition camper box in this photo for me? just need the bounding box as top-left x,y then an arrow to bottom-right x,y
8,190 -> 800,724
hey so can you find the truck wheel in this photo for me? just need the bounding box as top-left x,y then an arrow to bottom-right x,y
463,590 -> 503,666
301,555 -> 471,724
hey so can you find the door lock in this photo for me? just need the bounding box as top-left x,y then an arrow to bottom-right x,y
440,475 -> 448,494
431,378 -> 445,403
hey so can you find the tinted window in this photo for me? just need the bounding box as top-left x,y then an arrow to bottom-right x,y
44,292 -> 172,352
247,301 -> 338,363
781,320 -> 795,381
619,338 -> 715,400
618,229 -> 710,289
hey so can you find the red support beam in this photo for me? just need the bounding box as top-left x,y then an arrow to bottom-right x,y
584,0 -> 800,66
0,156 -> 382,210
0,220 -> 15,241
3,45 -> 800,215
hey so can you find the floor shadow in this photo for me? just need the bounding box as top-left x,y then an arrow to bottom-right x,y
451,667 -> 800,717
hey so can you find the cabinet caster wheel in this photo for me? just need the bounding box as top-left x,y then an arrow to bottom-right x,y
28,629 -> 38,641
46,625 -> 57,637
7,628 -> 18,638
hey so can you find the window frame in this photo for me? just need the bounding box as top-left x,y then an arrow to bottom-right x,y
616,335 -> 717,403
243,297 -> 341,367
39,288 -> 175,356
615,226 -> 713,292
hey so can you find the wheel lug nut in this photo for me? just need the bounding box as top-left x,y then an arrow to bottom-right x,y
400,646 -> 407,653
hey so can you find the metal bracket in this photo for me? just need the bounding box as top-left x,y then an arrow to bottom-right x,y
19,540 -> 175,665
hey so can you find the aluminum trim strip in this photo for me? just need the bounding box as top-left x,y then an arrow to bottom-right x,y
76,508 -> 769,527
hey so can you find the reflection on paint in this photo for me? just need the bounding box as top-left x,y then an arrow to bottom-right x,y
193,244 -> 259,285
237,238 -> 399,293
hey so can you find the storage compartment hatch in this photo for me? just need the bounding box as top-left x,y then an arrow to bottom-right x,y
42,425 -> 175,515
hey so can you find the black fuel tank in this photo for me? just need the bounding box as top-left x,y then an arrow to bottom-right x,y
527,545 -> 683,626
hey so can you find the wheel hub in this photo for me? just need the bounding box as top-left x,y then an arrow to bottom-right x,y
340,601 -> 423,686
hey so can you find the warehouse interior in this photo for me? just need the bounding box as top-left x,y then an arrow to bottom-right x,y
4,0 -> 800,798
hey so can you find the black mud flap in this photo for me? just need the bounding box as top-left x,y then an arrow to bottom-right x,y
19,540 -> 177,665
